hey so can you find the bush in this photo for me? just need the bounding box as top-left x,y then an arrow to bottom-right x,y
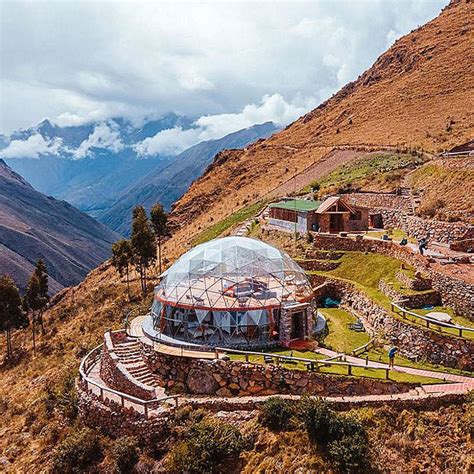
298,397 -> 334,444
50,427 -> 103,473
166,417 -> 248,473
259,396 -> 296,431
44,371 -> 78,422
109,436 -> 139,473
297,397 -> 370,471
328,433 -> 369,472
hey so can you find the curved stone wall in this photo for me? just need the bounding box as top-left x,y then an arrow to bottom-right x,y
312,276 -> 474,371
140,343 -> 413,398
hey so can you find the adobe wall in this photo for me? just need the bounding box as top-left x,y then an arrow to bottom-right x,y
312,276 -> 474,371
140,344 -> 413,398
310,233 -> 473,318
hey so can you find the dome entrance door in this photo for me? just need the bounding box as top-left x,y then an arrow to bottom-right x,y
290,311 -> 305,339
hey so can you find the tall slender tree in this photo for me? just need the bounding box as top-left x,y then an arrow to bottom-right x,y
25,274 -> 42,355
111,239 -> 133,300
0,276 -> 28,360
33,259 -> 49,333
130,206 -> 156,295
150,203 -> 169,275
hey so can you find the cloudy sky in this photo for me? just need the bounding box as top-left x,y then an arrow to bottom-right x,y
1,0 -> 445,144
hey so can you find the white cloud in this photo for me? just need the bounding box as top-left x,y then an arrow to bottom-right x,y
0,134 -> 62,159
0,1 -> 445,133
73,121 -> 124,159
135,127 -> 201,157
135,93 -> 310,156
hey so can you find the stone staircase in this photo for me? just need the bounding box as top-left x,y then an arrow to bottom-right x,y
113,338 -> 162,389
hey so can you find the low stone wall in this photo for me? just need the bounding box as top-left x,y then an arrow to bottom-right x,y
297,258 -> 340,271
338,192 -> 412,212
100,332 -> 156,400
378,280 -> 441,309
141,344 -> 413,398
396,269 -> 432,291
304,250 -> 345,260
380,210 -> 472,244
312,276 -> 474,371
450,238 -> 474,252
77,384 -> 171,444
310,233 -> 473,318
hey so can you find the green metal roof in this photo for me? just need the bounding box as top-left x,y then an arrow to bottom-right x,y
269,199 -> 322,212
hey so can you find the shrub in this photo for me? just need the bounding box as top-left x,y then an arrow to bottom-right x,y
259,396 -> 296,431
328,432 -> 369,472
50,427 -> 103,473
44,371 -> 78,422
109,436 -> 139,473
166,417 -> 248,473
298,397 -> 334,444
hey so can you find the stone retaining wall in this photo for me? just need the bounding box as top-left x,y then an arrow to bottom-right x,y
378,279 -> 441,309
338,192 -> 412,212
310,233 -> 473,318
380,210 -> 472,244
396,269 -> 432,291
140,344 -> 413,398
297,258 -> 340,271
77,384 -> 171,444
312,276 -> 474,371
304,250 -> 345,260
100,332 -> 156,400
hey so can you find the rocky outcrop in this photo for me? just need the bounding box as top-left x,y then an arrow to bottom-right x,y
378,279 -> 441,309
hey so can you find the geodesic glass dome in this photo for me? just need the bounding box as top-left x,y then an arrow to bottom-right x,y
150,236 -> 314,347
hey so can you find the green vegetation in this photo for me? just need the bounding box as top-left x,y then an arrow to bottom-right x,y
192,199 -> 268,246
299,152 -> 424,195
367,228 -> 417,243
319,307 -> 370,353
259,396 -> 296,431
108,436 -> 140,473
51,427 -> 103,473
166,417 -> 249,473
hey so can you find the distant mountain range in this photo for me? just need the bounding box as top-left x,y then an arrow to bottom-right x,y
2,115 -> 278,233
99,122 -> 278,235
1,114 -> 193,215
0,159 -> 120,293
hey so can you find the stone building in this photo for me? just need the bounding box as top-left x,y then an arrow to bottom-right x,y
269,196 -> 369,233
143,236 -> 316,349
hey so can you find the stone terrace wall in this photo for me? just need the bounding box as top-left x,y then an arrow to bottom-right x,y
312,276 -> 474,371
338,192 -> 412,212
140,344 -> 412,398
78,385 -> 171,444
310,233 -> 474,318
100,333 -> 156,400
378,280 -> 441,309
396,269 -> 432,291
380,210 -> 472,244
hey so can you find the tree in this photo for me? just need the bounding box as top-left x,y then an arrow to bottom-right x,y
130,206 -> 156,295
150,203 -> 169,275
25,274 -> 43,355
111,239 -> 133,300
0,276 -> 28,360
33,259 -> 49,333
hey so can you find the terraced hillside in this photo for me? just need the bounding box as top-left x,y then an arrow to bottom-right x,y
169,0 -> 473,250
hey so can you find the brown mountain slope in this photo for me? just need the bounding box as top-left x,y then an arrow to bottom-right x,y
169,0 -> 473,250
0,160 -> 120,293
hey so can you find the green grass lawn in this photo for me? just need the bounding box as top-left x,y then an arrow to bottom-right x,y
365,346 -> 472,377
227,347 -> 441,384
367,229 -> 417,244
319,307 -> 370,353
192,199 -> 268,245
309,252 -> 474,341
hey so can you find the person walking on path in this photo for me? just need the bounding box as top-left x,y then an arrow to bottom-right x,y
388,346 -> 398,368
